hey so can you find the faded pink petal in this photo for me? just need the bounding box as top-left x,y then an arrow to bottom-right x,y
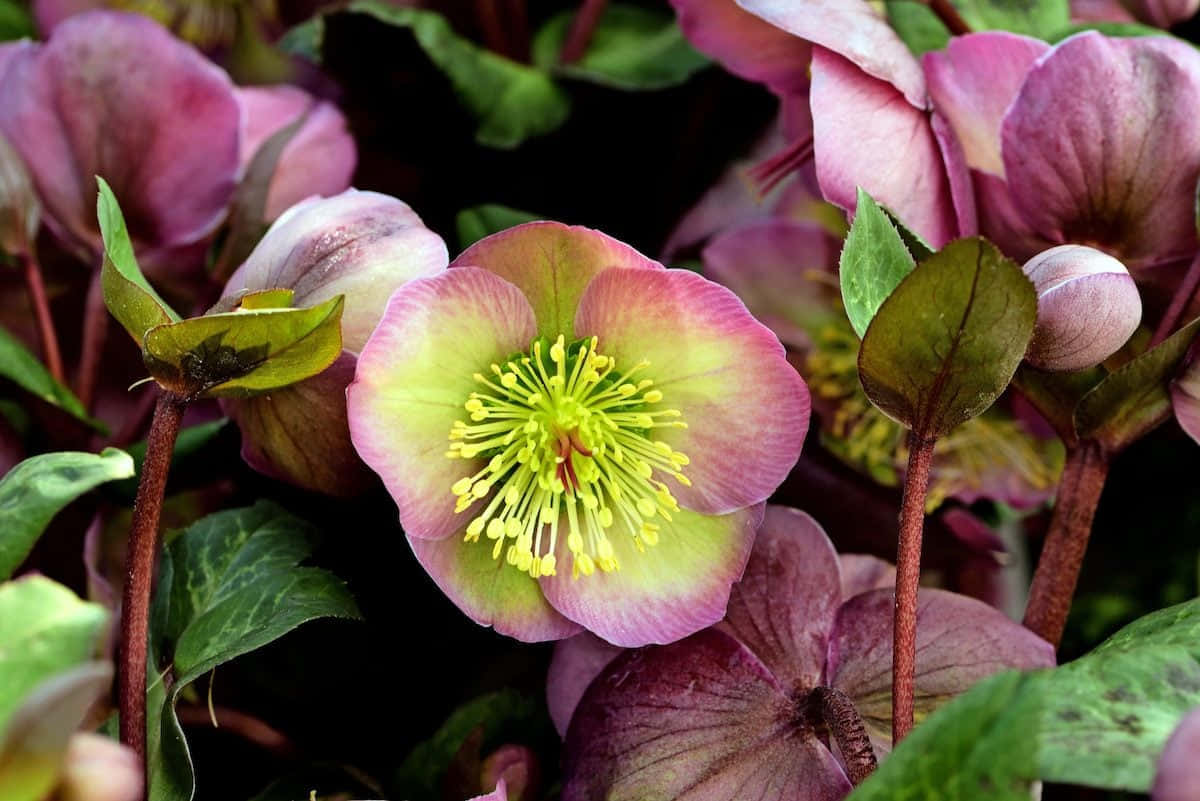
838,554 -> 895,601
1071,0 -> 1139,20
975,169 -> 1054,263
546,634 -> 624,737
1153,706 -> 1200,801
574,267 -> 810,514
468,780 -> 508,801
235,85 -> 357,222
1002,32 -> 1200,270
1126,0 -> 1199,25
931,111 -> 978,238
1172,357 -> 1200,445
562,628 -> 851,801
810,46 -> 960,248
32,0 -> 104,36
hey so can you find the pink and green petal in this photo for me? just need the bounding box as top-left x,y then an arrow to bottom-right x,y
922,33 -> 1049,177
1153,706 -> 1200,801
222,189 -> 449,354
347,267 -> 537,541
838,554 -> 895,602
468,780 -> 508,801
735,0 -> 926,107
719,506 -> 841,689
452,222 -> 663,340
540,504 -> 763,647
1002,33 -> 1200,270
562,628 -> 851,801
975,170 -> 1055,264
546,633 -> 625,737
1171,358 -> 1200,446
810,46 -> 960,248
575,267 -> 810,514
701,218 -> 842,350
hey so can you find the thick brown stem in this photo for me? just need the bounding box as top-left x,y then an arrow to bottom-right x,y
76,266 -> 108,411
892,434 -> 936,745
927,0 -> 972,35
815,687 -> 877,785
21,249 -> 64,383
1151,251 -> 1200,347
560,0 -> 607,63
1022,439 -> 1110,648
119,391 -> 186,778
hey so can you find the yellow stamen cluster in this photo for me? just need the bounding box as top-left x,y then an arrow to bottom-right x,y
446,335 -> 690,579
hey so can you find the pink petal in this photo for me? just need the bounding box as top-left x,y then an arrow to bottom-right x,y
735,0 -> 927,107
810,46 -> 960,248
33,0 -> 105,36
1172,358 -> 1200,445
838,554 -> 895,601
468,780 -> 508,801
1126,0 -> 1200,26
701,218 -> 842,350
235,85 -> 357,221
1070,0 -> 1138,21
0,11 -> 240,259
718,506 -> 842,690
1153,706 -> 1200,801
1002,32 -> 1200,270
931,111 -> 978,238
574,267 -> 810,514
451,222 -> 664,340
546,633 -> 625,737
409,533 -> 582,643
562,628 -> 851,801
347,267 -> 537,541
539,504 -> 763,647
922,33 -> 1049,177
975,169 -> 1055,264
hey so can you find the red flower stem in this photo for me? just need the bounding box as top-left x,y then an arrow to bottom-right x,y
118,390 -> 186,777
76,266 -> 108,411
815,686 -> 877,784
892,434 -> 936,745
560,0 -> 607,64
1022,439 -> 1110,648
20,248 -> 64,383
1150,251 -> 1200,348
927,0 -> 972,35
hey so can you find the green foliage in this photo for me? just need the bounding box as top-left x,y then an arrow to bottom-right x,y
532,5 -> 710,90
1049,21 -> 1171,40
109,420 -> 229,502
0,0 -> 32,42
0,448 -> 134,579
951,0 -> 1069,37
147,501 -> 361,801
858,237 -> 1037,439
456,204 -> 542,250
839,188 -> 916,339
886,1 -> 951,56
0,327 -> 106,431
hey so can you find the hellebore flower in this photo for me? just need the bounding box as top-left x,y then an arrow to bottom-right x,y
347,222 -> 810,645
219,189 -> 448,496
1072,0 -> 1199,29
481,746 -> 537,801
1022,245 -> 1142,371
555,507 -> 1055,799
55,732 -> 142,801
1153,706 -> 1200,801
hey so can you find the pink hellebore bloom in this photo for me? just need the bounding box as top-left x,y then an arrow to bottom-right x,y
347,222 -> 810,646
1072,0 -> 1199,29
469,780 -> 507,801
555,507 -> 1055,800
219,189 -> 448,496
1153,706 -> 1200,801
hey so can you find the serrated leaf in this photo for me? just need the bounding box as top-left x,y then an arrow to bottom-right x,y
886,1 -> 951,57
1074,317 -> 1200,452
840,188 -> 916,339
97,177 -> 181,346
0,327 -> 106,431
146,501 -> 360,801
951,0 -> 1069,37
346,1 -> 570,148
141,296 -> 344,400
532,5 -> 710,90
882,206 -> 935,262
456,204 -> 541,250
0,448 -> 134,579
858,237 -> 1036,439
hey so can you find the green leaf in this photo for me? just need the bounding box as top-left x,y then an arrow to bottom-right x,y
0,327 -> 107,431
1012,364 -> 1105,446
532,5 -> 710,90
0,0 -> 32,41
886,1 -> 951,57
950,0 -> 1069,37
236,289 -> 295,310
1073,317 -> 1200,452
147,501 -> 361,801
1049,21 -> 1171,41
0,576 -> 108,731
141,296 -> 344,400
839,188 -> 916,339
109,420 -> 229,502
97,177 -> 181,346
0,448 -> 134,579
456,204 -> 541,250
882,207 -> 936,262
858,237 -> 1037,439
346,2 -> 570,148
278,16 -> 325,63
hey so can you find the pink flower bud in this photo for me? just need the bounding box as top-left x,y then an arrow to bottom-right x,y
57,733 -> 143,801
1153,706 -> 1200,801
480,745 -> 537,801
1022,245 -> 1141,372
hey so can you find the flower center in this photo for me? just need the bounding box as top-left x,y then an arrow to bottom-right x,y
446,335 -> 690,579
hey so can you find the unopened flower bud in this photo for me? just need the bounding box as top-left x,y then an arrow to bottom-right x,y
1153,706 -> 1200,801
1022,245 -> 1141,372
57,733 -> 143,801
480,745 -> 537,801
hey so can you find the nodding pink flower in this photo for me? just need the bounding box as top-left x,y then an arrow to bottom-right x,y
347,222 -> 810,646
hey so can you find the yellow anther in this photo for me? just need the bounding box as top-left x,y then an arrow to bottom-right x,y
486,519 -> 505,539
467,518 -> 486,540
636,497 -> 657,518
505,518 -> 523,538
465,398 -> 484,413
597,507 -> 613,527
471,480 -> 492,498
577,553 -> 595,576
501,372 -> 518,388
618,383 -> 637,396
541,553 -> 557,575
452,477 -> 473,496
550,336 -> 566,363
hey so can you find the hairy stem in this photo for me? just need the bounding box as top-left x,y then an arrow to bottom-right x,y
815,686 -> 877,785
1022,439 -> 1110,648
21,248 -> 64,383
119,391 -> 186,776
927,0 -> 972,35
1150,251 -> 1200,348
560,0 -> 607,63
892,434 -> 936,745
76,266 -> 108,411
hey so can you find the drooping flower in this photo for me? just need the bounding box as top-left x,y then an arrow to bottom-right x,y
347,222 -> 810,645
218,189 -> 448,496
555,507 -> 1055,799
1153,706 -> 1200,801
